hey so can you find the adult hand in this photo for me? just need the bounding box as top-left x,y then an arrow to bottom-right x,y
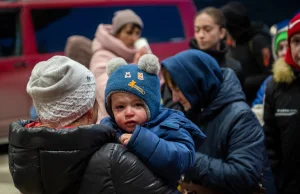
133,47 -> 148,64
120,134 -> 132,146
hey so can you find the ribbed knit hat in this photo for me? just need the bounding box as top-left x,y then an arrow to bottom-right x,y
111,9 -> 143,35
27,56 -> 96,127
105,54 -> 160,121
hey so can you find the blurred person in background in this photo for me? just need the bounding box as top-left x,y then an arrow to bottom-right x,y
9,56 -> 177,194
221,2 -> 273,105
263,13 -> 300,194
89,9 -> 148,122
190,7 -> 244,85
64,35 -> 93,68
162,7 -> 243,111
252,26 -> 288,125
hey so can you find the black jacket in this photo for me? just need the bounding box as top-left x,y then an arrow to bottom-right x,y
9,121 -> 175,194
79,143 -> 178,194
263,59 -> 300,194
227,22 -> 273,105
189,38 -> 244,86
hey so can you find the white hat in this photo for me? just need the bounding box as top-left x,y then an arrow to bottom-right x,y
27,56 -> 96,127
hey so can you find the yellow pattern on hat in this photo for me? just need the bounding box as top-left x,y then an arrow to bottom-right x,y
128,80 -> 145,95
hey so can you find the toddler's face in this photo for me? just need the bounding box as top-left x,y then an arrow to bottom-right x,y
111,93 -> 147,132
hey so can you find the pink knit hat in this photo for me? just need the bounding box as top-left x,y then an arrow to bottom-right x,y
111,9 -> 143,35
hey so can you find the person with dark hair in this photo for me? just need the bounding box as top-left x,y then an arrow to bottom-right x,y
221,2 -> 273,105
190,7 -> 243,85
263,13 -> 300,194
161,50 -> 277,194
90,9 -> 148,122
162,7 -> 243,111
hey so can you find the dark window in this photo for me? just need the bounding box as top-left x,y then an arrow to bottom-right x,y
0,9 -> 21,57
31,5 -> 185,53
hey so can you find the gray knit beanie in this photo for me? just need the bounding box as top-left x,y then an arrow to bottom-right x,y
112,9 -> 143,35
26,56 -> 96,127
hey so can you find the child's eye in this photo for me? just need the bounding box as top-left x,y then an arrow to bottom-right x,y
115,105 -> 124,110
135,103 -> 144,107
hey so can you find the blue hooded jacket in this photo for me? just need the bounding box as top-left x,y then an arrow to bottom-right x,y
161,50 -> 276,194
101,108 -> 206,184
252,75 -> 272,107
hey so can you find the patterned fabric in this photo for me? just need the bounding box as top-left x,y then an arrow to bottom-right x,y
26,56 -> 96,127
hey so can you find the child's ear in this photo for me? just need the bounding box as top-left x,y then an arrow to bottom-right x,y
106,57 -> 127,76
138,54 -> 160,75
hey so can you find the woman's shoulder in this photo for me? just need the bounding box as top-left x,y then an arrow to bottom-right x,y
217,101 -> 253,124
9,120 -> 116,150
80,143 -> 175,194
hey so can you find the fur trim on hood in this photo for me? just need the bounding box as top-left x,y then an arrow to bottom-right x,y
273,58 -> 296,84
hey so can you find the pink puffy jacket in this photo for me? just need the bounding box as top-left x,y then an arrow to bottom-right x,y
89,24 -> 137,122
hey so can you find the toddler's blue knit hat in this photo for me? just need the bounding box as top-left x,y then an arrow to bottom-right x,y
105,54 -> 161,121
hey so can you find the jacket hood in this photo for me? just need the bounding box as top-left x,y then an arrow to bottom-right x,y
9,120 -> 116,194
189,38 -> 228,65
91,24 -> 137,62
199,68 -> 245,120
161,50 -> 223,110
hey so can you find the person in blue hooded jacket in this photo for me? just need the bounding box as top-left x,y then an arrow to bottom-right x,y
161,50 -> 277,194
100,54 -> 206,186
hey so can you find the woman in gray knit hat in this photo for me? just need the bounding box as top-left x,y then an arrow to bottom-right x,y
90,9 -> 148,122
8,56 -> 176,194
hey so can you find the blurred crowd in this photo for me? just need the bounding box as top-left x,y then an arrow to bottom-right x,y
8,2 -> 300,194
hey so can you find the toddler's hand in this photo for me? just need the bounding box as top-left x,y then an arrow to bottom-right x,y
120,134 -> 132,146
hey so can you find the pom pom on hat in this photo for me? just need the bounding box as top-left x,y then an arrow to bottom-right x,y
107,57 -> 127,76
138,54 -> 160,75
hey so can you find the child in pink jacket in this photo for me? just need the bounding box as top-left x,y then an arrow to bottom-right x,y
90,9 -> 147,121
